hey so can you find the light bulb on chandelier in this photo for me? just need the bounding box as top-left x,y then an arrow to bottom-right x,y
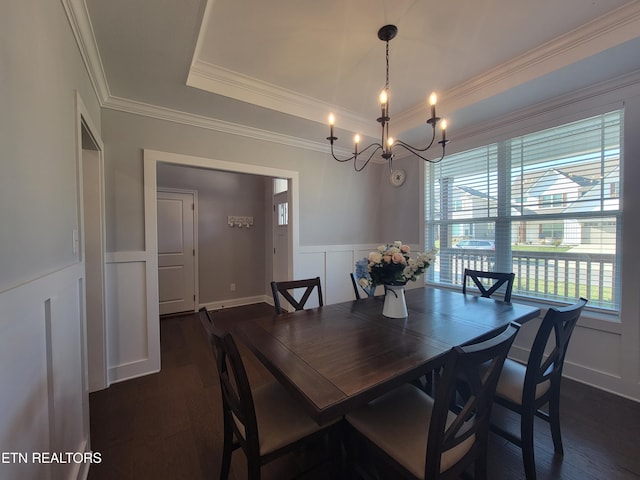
327,25 -> 449,172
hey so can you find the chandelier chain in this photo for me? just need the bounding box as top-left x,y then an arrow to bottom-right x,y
385,39 -> 390,91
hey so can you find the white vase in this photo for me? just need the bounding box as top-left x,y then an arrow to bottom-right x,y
382,284 -> 408,318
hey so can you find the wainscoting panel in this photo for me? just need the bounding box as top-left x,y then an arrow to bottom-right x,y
103,242 -> 640,403
299,243 -> 422,306
293,251 -> 325,309
0,264 -> 90,480
49,276 -> 87,480
567,323 -> 622,376
105,252 -> 160,384
325,250 -> 357,304
508,312 -> 630,399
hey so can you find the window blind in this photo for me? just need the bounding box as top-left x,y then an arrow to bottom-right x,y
425,110 -> 622,311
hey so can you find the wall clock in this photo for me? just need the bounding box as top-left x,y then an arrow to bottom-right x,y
390,169 -> 406,187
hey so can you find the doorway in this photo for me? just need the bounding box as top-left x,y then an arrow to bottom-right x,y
77,93 -> 107,392
272,179 -> 290,283
143,151 -> 299,329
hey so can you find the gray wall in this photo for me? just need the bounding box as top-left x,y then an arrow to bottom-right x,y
0,0 -> 100,291
1,1 -> 101,477
157,164 -> 268,303
101,109 -> 384,254
378,157 -> 423,245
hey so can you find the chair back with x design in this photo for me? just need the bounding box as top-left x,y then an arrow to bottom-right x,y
270,277 -> 323,314
463,269 -> 515,302
491,297 -> 587,480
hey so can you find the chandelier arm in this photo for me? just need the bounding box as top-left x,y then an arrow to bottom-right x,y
329,142 -> 356,163
392,141 -> 446,164
329,141 -> 385,169
354,145 -> 383,172
393,125 -> 438,153
356,142 -> 384,156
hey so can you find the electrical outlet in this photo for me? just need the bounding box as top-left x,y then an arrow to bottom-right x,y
230,283 -> 236,292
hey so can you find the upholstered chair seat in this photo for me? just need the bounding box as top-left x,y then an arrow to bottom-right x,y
491,298 -> 588,480
345,324 -> 520,480
495,359 -> 551,405
347,384 -> 475,478
201,314 -> 341,479
240,380 -> 339,456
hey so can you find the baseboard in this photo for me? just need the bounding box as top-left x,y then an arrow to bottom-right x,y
108,358 -> 160,385
200,294 -> 273,311
509,343 -> 640,403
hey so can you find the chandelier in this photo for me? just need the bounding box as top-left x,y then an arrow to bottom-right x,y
327,25 -> 449,172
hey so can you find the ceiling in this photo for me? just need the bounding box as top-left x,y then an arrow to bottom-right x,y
83,0 -> 640,149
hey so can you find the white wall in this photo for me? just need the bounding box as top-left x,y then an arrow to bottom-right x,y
0,266 -> 89,480
0,0 -> 100,478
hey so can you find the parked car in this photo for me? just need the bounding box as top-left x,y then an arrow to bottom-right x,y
454,239 -> 496,250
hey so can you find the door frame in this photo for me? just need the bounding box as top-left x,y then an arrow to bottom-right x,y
75,92 -> 108,392
272,187 -> 291,283
157,188 -> 199,314
143,149 -> 299,330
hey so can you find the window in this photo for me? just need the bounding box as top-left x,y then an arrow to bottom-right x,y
273,178 -> 288,194
539,193 -> 564,208
539,222 -> 564,240
425,110 -> 622,311
277,202 -> 288,226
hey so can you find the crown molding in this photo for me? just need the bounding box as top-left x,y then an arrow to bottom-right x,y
396,1 -> 640,132
62,0 -> 362,154
186,60 -> 376,137
102,95 -> 351,156
186,0 -> 374,137
63,0 -> 640,159
61,0 -> 111,103
391,68 -> 640,162
448,69 -> 640,149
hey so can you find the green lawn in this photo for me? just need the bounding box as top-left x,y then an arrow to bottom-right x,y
433,240 -> 571,253
512,245 -> 571,253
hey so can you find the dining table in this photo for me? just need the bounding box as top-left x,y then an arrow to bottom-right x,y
233,286 -> 540,425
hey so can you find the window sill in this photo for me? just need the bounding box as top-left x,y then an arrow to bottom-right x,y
425,282 -> 622,335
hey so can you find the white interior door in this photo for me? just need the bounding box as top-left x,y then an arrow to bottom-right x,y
157,190 -> 196,315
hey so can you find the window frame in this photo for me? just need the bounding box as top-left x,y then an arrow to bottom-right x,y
423,109 -> 622,314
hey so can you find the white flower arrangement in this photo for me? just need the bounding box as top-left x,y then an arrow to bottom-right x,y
355,241 -> 437,289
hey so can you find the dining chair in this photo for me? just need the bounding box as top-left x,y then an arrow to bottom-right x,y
490,297 -> 588,480
270,277 -> 323,314
350,272 -> 376,300
462,268 -> 515,302
345,323 -> 520,480
201,319 -> 342,480
199,306 -> 214,326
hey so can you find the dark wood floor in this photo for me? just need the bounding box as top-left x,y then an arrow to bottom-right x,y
88,303 -> 640,480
